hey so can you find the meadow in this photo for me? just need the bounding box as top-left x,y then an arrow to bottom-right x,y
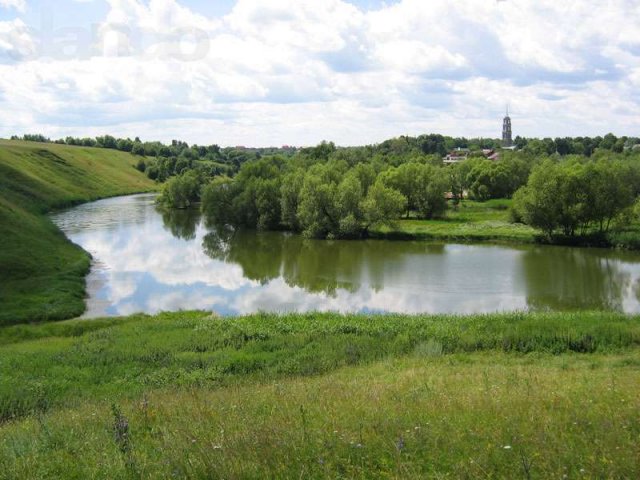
0,311 -> 639,478
374,199 -> 538,243
0,140 -> 156,325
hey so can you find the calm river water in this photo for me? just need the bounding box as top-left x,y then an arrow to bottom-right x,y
51,194 -> 640,317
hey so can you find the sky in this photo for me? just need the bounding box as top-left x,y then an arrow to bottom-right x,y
0,0 -> 639,147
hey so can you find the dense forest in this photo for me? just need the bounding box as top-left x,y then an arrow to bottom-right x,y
11,132 -> 640,242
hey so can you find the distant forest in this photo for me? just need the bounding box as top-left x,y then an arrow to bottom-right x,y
10,132 -> 640,182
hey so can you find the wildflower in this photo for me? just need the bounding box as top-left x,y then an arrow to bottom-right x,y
503,445 -> 512,450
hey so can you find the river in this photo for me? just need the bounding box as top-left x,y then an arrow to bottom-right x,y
51,193 -> 640,317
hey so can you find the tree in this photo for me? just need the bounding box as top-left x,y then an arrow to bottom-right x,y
513,158 -> 635,238
360,181 -> 407,235
512,160 -> 562,238
379,162 -> 448,218
414,165 -> 448,219
297,168 -> 340,238
201,177 -> 240,226
280,169 -> 305,230
159,171 -> 201,209
131,142 -> 145,156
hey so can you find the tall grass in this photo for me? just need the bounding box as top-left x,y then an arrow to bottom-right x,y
1,311 -> 638,478
1,353 -> 638,479
0,311 -> 638,422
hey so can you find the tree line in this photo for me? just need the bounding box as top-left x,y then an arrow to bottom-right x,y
160,144 -> 640,243
11,132 -> 640,243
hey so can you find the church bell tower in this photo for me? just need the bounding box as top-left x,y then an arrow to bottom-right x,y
502,105 -> 513,147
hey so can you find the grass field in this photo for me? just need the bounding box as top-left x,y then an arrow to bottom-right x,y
0,140 -> 156,325
373,199 -> 538,243
0,311 -> 638,479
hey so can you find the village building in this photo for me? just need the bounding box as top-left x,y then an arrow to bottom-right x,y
443,147 -> 500,164
443,148 -> 470,164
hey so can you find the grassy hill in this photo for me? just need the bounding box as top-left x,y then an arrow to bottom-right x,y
0,311 -> 638,478
0,140 -> 156,325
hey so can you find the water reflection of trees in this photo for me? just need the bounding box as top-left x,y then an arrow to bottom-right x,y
202,227 -> 445,295
158,206 -> 201,241
521,246 -> 633,311
159,213 -> 640,312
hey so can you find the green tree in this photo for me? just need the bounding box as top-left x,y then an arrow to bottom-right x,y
280,169 -> 305,230
201,177 -> 240,226
159,171 -> 201,209
132,142 -> 145,156
512,160 -> 562,238
360,181 -> 407,235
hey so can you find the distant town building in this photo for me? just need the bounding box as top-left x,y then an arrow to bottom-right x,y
502,106 -> 513,147
443,148 -> 470,164
443,148 -> 499,164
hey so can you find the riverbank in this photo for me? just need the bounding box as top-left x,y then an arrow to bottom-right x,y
0,311 -> 638,478
0,140 -> 156,326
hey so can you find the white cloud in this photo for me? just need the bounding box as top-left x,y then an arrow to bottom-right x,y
0,19 -> 36,59
0,0 -> 25,12
1,0 -> 640,144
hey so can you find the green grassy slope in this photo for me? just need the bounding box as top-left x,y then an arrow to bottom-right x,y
0,140 -> 156,325
0,311 -> 638,478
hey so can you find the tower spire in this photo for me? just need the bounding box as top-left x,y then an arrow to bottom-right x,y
502,104 -> 513,148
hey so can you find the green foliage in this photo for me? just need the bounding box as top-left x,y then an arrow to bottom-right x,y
466,156 -> 532,201
158,171 -> 201,209
201,177 -> 240,227
379,162 -> 448,218
297,164 -> 342,237
200,152 -> 453,238
513,158 -> 636,238
360,180 -> 407,232
280,168 -> 305,230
